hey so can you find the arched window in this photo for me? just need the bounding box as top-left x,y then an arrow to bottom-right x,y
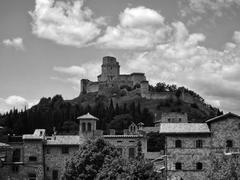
196,162 -> 203,170
82,122 -> 86,132
87,123 -> 91,131
175,162 -> 182,170
175,140 -> 182,148
226,140 -> 233,148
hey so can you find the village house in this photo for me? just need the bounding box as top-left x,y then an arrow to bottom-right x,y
1,112 -> 240,180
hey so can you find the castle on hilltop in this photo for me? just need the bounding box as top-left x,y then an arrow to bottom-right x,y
81,56 -> 149,95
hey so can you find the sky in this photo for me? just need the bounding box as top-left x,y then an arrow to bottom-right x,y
0,0 -> 240,114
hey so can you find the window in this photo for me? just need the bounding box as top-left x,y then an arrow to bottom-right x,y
62,146 -> 69,154
129,148 -> 135,158
117,148 -> 123,155
46,148 -> 50,154
52,170 -> 58,180
28,173 -> 36,180
12,148 -> 21,162
12,165 -> 19,173
117,140 -> 123,143
29,156 -> 37,161
87,123 -> 91,131
179,118 -> 182,122
226,140 -> 233,148
196,162 -> 203,170
175,140 -> 182,148
175,162 -> 182,170
238,123 -> 240,129
82,122 -> 86,132
168,118 -> 171,122
196,140 -> 203,148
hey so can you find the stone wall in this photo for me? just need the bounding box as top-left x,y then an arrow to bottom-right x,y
161,112 -> 188,123
44,145 -> 79,180
22,140 -> 45,180
104,136 -> 147,159
209,117 -> 240,150
130,73 -> 146,86
166,135 -> 211,180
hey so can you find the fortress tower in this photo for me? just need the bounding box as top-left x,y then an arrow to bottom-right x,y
98,56 -> 120,82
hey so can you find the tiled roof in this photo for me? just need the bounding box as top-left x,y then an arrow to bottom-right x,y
46,135 -> 85,145
142,127 -> 159,133
159,123 -> 210,134
206,112 -> 240,123
103,135 -> 143,138
0,142 -> 11,148
77,113 -> 99,120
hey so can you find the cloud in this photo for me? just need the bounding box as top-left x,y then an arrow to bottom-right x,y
52,62 -> 101,90
53,66 -> 87,76
179,0 -> 240,17
2,37 -> 25,50
30,0 -> 105,47
0,96 -> 38,114
121,22 -> 240,114
97,6 -> 170,49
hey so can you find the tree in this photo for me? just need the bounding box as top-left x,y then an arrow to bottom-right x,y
99,156 -> 162,180
64,138 -> 162,180
207,154 -> 240,180
64,138 -> 119,180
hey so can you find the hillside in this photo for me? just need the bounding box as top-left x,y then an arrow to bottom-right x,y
0,82 -> 222,135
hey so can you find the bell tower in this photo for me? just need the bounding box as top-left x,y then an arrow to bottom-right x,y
77,113 -> 99,138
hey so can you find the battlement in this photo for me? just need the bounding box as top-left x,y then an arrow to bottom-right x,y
102,56 -> 118,64
81,56 -> 148,94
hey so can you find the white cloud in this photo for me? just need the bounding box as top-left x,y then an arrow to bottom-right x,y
30,0 -> 105,47
2,37 -> 25,50
0,96 -> 38,114
52,62 -> 101,90
121,22 -> 240,114
179,0 -> 240,17
97,6 -> 170,49
53,66 -> 87,76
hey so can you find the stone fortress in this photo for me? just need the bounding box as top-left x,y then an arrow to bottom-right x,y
80,56 -> 213,115
80,56 -> 148,95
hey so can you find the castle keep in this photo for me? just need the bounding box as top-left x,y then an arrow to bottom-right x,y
80,56 -> 147,94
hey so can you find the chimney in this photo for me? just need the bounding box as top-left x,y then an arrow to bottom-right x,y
123,129 -> 129,135
53,127 -> 57,140
109,129 -> 115,135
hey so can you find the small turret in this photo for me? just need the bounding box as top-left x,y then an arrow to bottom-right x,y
77,113 -> 99,138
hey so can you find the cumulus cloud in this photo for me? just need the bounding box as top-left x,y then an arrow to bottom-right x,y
121,22 -> 240,113
179,0 -> 240,17
2,37 -> 25,50
52,62 -> 101,90
30,0 -> 105,47
0,96 -> 38,114
97,6 -> 170,49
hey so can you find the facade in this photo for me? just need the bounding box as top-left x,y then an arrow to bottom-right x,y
159,112 -> 240,180
154,112 -> 188,127
0,113 -> 147,180
1,112 -> 240,180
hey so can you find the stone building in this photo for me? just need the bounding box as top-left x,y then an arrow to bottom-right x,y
0,113 -> 147,180
159,112 -> 240,180
80,56 -> 147,94
1,112 -> 240,180
154,112 -> 188,127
